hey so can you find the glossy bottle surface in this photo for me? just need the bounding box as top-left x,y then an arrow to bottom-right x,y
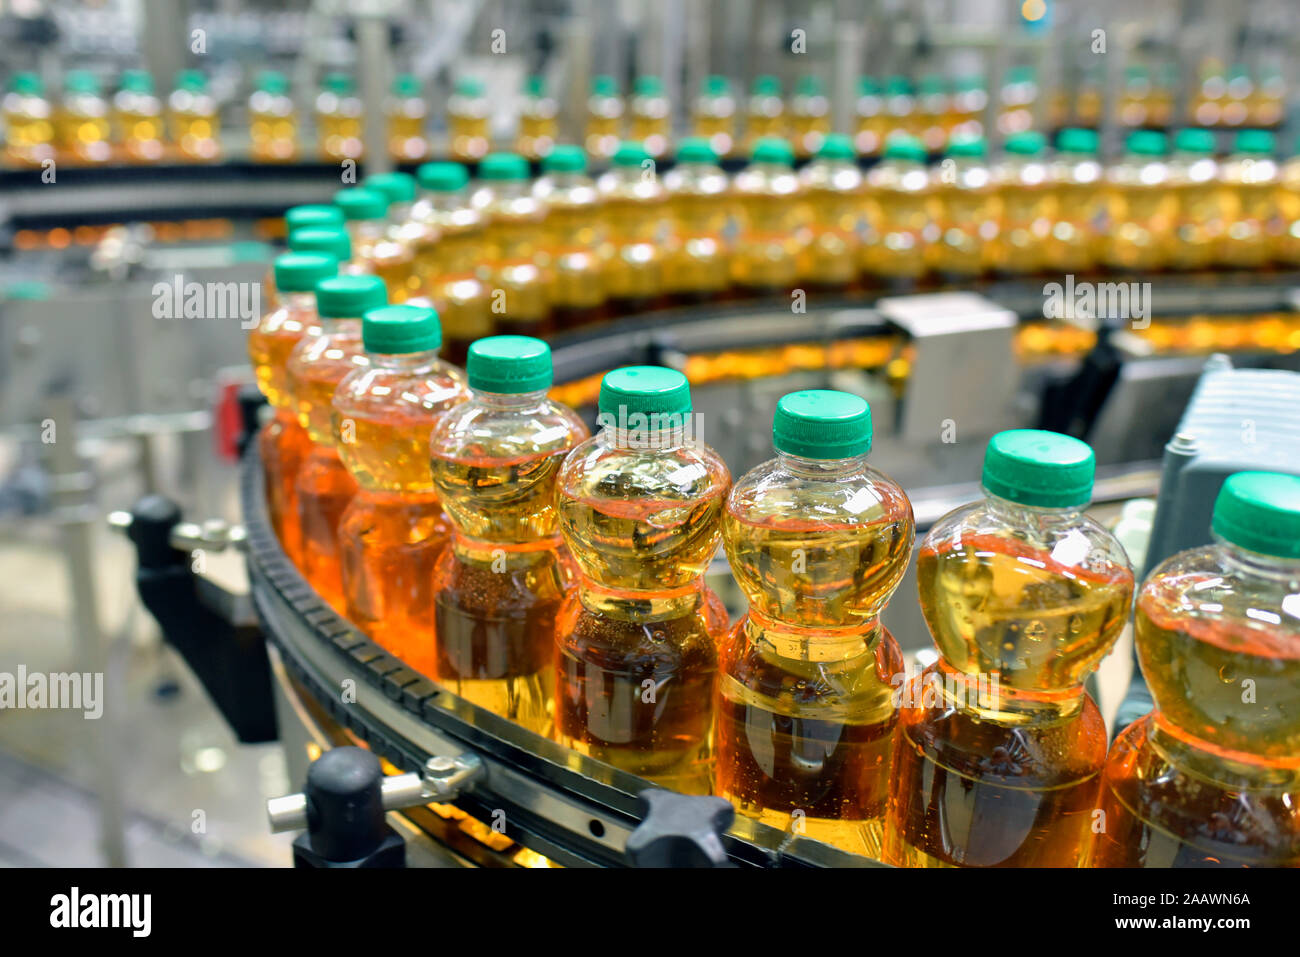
799,139 -> 864,288
533,159 -> 607,328
248,73 -> 297,163
662,144 -> 732,299
1044,139 -> 1105,273
1104,137 -> 1177,271
731,143 -> 808,291
596,148 -> 670,307
863,140 -> 932,282
990,137 -> 1054,275
927,142 -> 996,278
316,75 -> 364,161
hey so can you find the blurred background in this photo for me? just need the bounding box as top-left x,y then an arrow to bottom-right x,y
2,0 -> 1300,868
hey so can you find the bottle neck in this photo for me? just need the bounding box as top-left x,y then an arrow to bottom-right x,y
369,349 -> 441,372
346,218 -> 386,242
318,316 -> 362,334
775,451 -> 868,479
282,291 -> 317,311
1218,541 -> 1300,583
473,388 -> 549,409
596,423 -> 690,453
983,490 -> 1082,527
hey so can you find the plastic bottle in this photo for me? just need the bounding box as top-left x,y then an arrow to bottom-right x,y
799,133 -> 864,289
113,69 -> 165,163
1221,65 -> 1253,127
662,137 -> 732,302
882,76 -> 917,141
916,74 -> 950,153
1103,130 -> 1176,272
596,141 -> 670,309
1165,128 -> 1225,272
584,75 -> 624,161
316,73 -> 363,162
1252,64 -> 1285,128
862,134 -> 931,283
690,75 -> 737,159
333,304 -> 468,664
386,73 -> 430,162
789,75 -> 831,160
990,130 -> 1053,276
430,336 -> 588,732
851,77 -> 886,158
249,252 -> 337,561
474,152 -> 550,336
335,187 -> 415,303
447,76 -> 490,163
364,171 -> 435,302
628,75 -> 671,160
885,429 -> 1134,867
949,75 -> 988,141
731,137 -> 808,293
1218,129 -> 1280,269
1277,136 -> 1300,267
1190,61 -> 1227,127
515,75 -> 558,161
556,367 -> 730,792
927,134 -> 995,279
1093,471 -> 1300,867
167,69 -> 220,162
288,226 -> 365,278
742,75 -> 786,156
58,71 -> 112,165
248,70 -> 297,163
1118,65 -> 1153,128
410,161 -> 493,363
2,72 -> 55,168
272,204 -> 344,301
533,144 -> 606,329
997,65 -> 1037,136
717,390 -> 914,858
286,274 -> 388,607
1044,127 -> 1104,274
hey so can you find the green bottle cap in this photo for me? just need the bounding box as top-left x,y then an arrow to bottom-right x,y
9,72 -> 44,96
1212,471 -> 1300,559
362,303 -> 441,354
954,75 -> 987,93
1005,130 -> 1047,156
364,171 -> 417,205
857,76 -> 881,96
288,226 -> 352,262
634,75 -> 664,96
322,72 -> 354,95
285,204 -> 345,232
468,336 -> 553,393
391,73 -> 421,97
174,69 -> 207,92
1126,130 -> 1168,156
947,134 -> 987,158
883,133 -> 927,163
524,75 -> 546,97
885,75 -> 912,96
676,137 -> 718,164
334,187 -> 389,221
455,76 -> 485,98
477,152 -> 530,181
752,75 -> 782,97
315,274 -> 388,319
1005,65 -> 1036,85
119,70 -> 154,94
702,75 -> 731,96
1057,128 -> 1100,154
773,390 -> 872,459
795,75 -> 824,97
612,141 -> 651,167
1173,128 -> 1215,154
65,71 -> 100,95
981,429 -> 1095,508
919,74 -> 947,95
591,75 -> 619,97
598,366 -> 692,427
1234,129 -> 1275,155
417,160 -> 469,192
817,133 -> 856,162
751,136 -> 794,165
541,143 -> 588,173
256,70 -> 289,95
274,252 -> 338,293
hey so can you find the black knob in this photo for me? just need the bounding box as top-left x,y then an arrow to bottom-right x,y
127,495 -> 184,569
302,747 -> 389,863
625,789 -> 735,868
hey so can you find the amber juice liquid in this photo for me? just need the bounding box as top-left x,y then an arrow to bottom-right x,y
431,449 -> 574,735
886,534 -> 1133,867
413,218 -> 492,364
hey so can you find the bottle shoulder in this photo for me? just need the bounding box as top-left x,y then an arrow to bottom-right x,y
560,433 -> 731,502
430,398 -> 589,463
726,457 -> 914,531
333,361 -> 468,417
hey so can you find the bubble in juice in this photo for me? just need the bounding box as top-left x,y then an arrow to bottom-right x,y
473,152 -> 550,336
1103,130 -> 1176,272
731,137 -> 809,293
741,75 -> 786,157
447,76 -> 490,163
410,162 -> 493,364
863,134 -> 931,283
335,187 -> 416,303
286,275 -> 388,611
584,75 -> 624,162
58,71 -> 112,165
1217,129 -> 1280,269
789,75 -> 831,160
926,134 -> 995,279
1165,128 -> 1226,272
167,70 -> 220,162
1093,472 -> 1300,868
3,72 -> 55,168
1043,128 -> 1104,274
662,137 -> 732,301
885,429 -> 1134,868
556,367 -> 730,793
316,73 -> 363,162
533,144 -> 607,329
248,70 -> 297,163
990,131 -> 1053,276
799,134 -> 864,289
249,253 -> 336,561
333,304 -> 468,666
113,70 -> 165,164
386,73 -> 430,162
515,75 -> 558,161
690,75 -> 737,160
430,337 -> 588,734
717,390 -> 913,858
596,141 -> 670,309
628,76 -> 671,160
